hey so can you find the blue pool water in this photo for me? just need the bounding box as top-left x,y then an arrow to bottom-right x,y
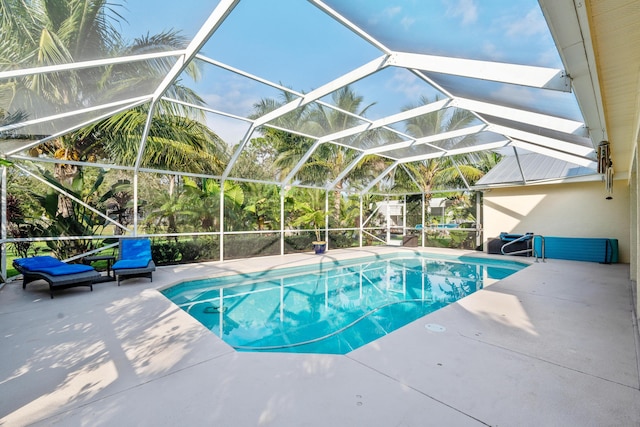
162,253 -> 527,354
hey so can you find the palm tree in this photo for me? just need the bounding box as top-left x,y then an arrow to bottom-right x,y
1,0 -> 228,221
303,87 -> 392,224
1,0 -> 123,117
252,86 -> 388,225
250,90 -> 315,181
242,183 -> 281,231
80,106 -> 228,194
396,96 -> 487,211
1,0 -> 220,166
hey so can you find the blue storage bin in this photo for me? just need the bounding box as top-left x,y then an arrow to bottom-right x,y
533,237 -> 618,263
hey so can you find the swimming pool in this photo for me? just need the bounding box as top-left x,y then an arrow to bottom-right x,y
162,253 -> 527,354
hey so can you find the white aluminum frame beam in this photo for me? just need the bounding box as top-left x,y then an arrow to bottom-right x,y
309,0 -> 392,54
195,54 -> 303,96
150,0 -> 240,104
399,164 -> 424,192
361,161 -> 400,194
13,164 -> 131,233
137,0 -> 242,172
510,140 -> 597,168
450,157 -> 471,190
398,140 -> 510,164
314,98 -> 452,146
5,97 -> 151,157
513,146 -> 527,184
310,98 -> 453,146
221,124 -> 258,181
326,152 -> 367,190
162,97 -> 254,123
450,97 -> 585,134
0,51 -> 184,80
252,55 -> 389,129
282,140 -> 323,185
486,123 -> 594,157
1,96 -> 151,136
365,124 -> 488,155
387,52 -> 571,92
278,98 -> 453,183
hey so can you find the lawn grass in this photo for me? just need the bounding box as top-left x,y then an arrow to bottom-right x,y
4,243 -> 53,278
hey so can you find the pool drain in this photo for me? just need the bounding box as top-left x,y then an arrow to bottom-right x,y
425,323 -> 446,332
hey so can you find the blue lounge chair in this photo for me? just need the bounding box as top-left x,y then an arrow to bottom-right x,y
112,238 -> 156,285
13,256 -> 99,299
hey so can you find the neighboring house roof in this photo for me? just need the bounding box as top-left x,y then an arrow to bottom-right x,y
475,153 -> 598,187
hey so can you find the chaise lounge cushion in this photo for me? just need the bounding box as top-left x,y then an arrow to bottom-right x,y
14,256 -> 95,276
13,256 -> 99,298
112,238 -> 156,285
111,257 -> 151,270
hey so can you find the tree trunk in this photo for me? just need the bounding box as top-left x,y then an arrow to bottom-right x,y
333,184 -> 342,226
53,148 -> 80,218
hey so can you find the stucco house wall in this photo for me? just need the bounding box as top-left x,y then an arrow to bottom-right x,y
482,179 -> 631,263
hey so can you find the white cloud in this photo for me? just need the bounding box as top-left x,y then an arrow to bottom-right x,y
387,69 -> 426,100
384,6 -> 402,18
492,84 -> 536,103
482,41 -> 504,61
206,114 -> 252,146
194,75 -> 269,145
537,47 -> 562,68
370,6 -> 403,27
504,8 -> 546,38
400,16 -> 416,30
200,76 -> 261,118
444,0 -> 478,26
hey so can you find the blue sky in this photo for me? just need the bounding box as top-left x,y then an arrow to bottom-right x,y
116,0 -> 568,145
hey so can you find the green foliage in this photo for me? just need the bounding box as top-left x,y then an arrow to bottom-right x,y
284,235 -> 315,251
223,235 -> 280,259
328,232 -> 359,249
151,241 -> 182,264
231,137 -> 279,180
290,199 -> 327,242
243,184 -> 280,231
181,176 -> 221,232
449,230 -> 476,249
27,168 -> 121,259
5,193 -> 39,258
146,234 -> 351,266
177,237 -> 218,262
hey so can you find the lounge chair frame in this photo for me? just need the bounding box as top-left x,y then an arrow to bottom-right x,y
115,264 -> 155,285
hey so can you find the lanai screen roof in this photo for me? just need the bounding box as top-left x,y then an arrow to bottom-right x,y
0,0 -> 606,193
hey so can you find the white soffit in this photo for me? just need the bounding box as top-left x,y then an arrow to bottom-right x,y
539,0 -> 606,147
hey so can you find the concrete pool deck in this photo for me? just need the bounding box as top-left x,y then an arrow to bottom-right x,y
1,246 -> 639,426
